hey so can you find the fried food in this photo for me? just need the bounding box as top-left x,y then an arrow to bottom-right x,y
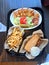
13,9 -> 35,17
6,27 -> 23,49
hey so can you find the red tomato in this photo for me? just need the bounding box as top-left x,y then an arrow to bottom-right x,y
32,18 -> 38,25
20,17 -> 27,24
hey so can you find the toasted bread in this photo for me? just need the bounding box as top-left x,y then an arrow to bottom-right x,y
24,34 -> 40,52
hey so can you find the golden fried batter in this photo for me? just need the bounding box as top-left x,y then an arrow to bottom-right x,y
6,27 -> 23,49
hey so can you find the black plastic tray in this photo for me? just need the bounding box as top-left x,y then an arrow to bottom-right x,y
6,7 -> 46,64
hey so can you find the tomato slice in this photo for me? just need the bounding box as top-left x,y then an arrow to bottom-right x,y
20,17 -> 27,24
32,18 -> 38,25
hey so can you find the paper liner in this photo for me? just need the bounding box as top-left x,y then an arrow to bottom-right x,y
8,26 -> 24,35
19,29 -> 48,59
33,29 -> 44,37
4,26 -> 24,52
25,39 -> 48,59
19,29 -> 44,53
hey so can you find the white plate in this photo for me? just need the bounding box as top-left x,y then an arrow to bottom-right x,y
10,8 -> 42,30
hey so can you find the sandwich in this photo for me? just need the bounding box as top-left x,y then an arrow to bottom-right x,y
19,29 -> 48,59
24,34 -> 41,52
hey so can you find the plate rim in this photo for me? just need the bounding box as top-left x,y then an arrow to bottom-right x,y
10,8 -> 42,30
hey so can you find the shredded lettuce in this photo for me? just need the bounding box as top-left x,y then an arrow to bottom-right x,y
26,17 -> 35,27
26,17 -> 32,24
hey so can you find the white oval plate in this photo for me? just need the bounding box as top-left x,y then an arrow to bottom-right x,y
10,8 -> 42,30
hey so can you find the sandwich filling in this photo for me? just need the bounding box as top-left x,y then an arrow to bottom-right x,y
24,34 -> 42,52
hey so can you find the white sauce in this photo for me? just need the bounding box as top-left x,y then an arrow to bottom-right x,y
30,47 -> 40,57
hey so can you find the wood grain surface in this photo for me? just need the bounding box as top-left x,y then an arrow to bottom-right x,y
0,62 -> 37,65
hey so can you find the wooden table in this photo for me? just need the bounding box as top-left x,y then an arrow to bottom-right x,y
0,62 -> 37,65
0,32 -> 37,65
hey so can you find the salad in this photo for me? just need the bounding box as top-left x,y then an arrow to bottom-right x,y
13,8 -> 39,28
